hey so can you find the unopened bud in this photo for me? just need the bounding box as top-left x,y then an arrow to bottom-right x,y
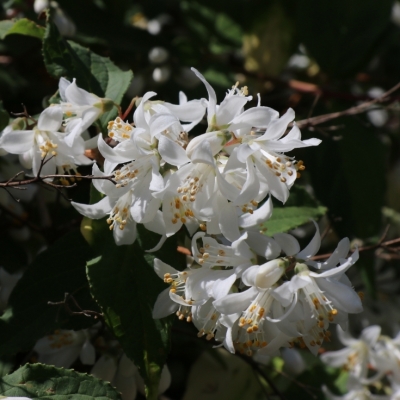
255,258 -> 289,288
294,262 -> 309,275
186,131 -> 228,159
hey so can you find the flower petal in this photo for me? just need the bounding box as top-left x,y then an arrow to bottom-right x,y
158,135 -> 189,166
153,287 -> 178,318
71,196 -> 113,219
0,130 -> 34,154
213,286 -> 258,315
38,106 -> 63,132
273,233 -> 300,256
296,221 -> 321,259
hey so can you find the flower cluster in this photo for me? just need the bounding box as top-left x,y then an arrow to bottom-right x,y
0,78 -> 111,178
69,68 -> 319,246
0,67 -> 363,360
153,224 -> 363,357
322,325 -> 400,399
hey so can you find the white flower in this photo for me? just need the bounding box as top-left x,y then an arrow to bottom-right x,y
34,329 -> 95,368
231,108 -> 321,203
71,164 -> 163,246
57,78 -> 114,140
186,68 -> 278,158
91,353 -> 171,400
321,325 -> 381,380
0,107 -> 91,177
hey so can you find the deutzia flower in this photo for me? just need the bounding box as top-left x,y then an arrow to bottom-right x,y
228,108 -> 321,203
186,68 -> 279,158
0,107 -> 92,177
57,78 -> 115,141
34,329 -> 95,368
71,165 -> 164,246
322,325 -> 381,380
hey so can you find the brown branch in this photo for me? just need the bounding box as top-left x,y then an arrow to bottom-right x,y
311,227 -> 400,261
294,81 -> 400,129
0,172 -> 115,188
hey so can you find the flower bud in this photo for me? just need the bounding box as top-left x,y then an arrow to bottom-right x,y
255,258 -> 289,288
186,131 -> 229,159
294,262 -> 309,275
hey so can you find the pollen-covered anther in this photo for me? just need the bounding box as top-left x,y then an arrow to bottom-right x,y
313,298 -> 320,308
358,291 -> 364,301
200,223 -> 206,231
206,333 -> 214,341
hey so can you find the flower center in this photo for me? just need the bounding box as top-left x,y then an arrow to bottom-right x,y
108,117 -> 134,142
106,191 -> 133,230
47,330 -> 74,349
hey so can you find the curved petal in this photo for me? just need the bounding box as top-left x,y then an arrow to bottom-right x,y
239,196 -> 273,228
217,96 -> 250,126
257,108 -> 295,141
296,221 -> 321,259
150,113 -> 179,138
113,219 -> 137,245
154,259 -> 177,279
65,79 -> 98,106
213,286 -> 258,315
191,68 -> 216,125
158,135 -> 189,166
38,106 -> 63,132
245,231 -> 281,260
1,129 -> 34,154
71,196 -> 113,219
152,287 -> 178,318
230,106 -> 279,131
360,325 -> 381,347
273,233 -> 300,256
317,278 -> 363,314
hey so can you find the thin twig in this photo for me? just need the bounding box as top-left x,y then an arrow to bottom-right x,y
311,226 -> 398,261
48,292 -> 103,320
294,81 -> 400,129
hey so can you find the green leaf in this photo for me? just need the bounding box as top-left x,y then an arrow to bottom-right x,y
0,355 -> 14,378
0,363 -> 121,399
42,12 -> 132,131
0,230 -> 99,356
0,18 -> 45,40
85,197 -> 182,398
296,0 -> 392,76
182,350 -> 265,400
262,206 -> 327,236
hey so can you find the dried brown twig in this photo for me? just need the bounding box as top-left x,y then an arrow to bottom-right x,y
310,225 -> 400,261
0,155 -> 115,202
293,81 -> 400,130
